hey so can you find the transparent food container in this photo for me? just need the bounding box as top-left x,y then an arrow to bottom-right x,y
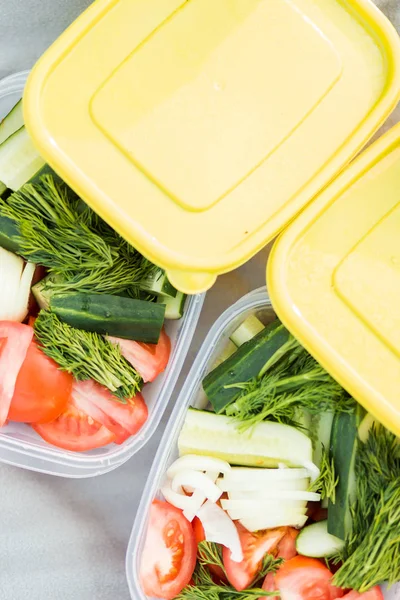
126,287 -> 399,600
0,71 -> 204,478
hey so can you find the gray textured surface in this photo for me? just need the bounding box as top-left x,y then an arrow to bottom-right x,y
0,2 -> 399,599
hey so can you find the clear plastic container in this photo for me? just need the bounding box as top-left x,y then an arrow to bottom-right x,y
126,287 -> 398,600
0,72 -> 205,478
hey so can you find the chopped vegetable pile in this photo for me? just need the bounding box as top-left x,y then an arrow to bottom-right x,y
140,312 -> 397,600
0,98 -> 185,452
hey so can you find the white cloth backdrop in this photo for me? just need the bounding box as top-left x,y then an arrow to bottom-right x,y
0,1 -> 398,599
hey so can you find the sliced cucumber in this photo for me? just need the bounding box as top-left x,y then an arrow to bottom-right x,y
140,269 -> 177,298
296,520 -> 344,558
0,99 -> 24,145
31,273 -> 64,310
178,408 -> 313,468
203,321 -> 290,413
0,215 -> 21,254
312,412 -> 334,468
212,339 -> 238,369
157,291 -> 186,319
328,407 -> 364,540
358,413 -> 377,443
50,292 -> 165,343
230,315 -> 265,347
0,126 -> 45,191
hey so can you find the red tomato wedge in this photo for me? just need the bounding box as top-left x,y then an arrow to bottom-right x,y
0,322 -> 34,426
260,572 -> 279,599
71,380 -> 148,444
277,527 -> 299,561
341,588 -> 383,600
140,500 -> 197,599
223,523 -> 286,591
107,328 -> 171,382
275,556 -> 344,600
192,517 -> 227,582
32,402 -> 116,451
8,340 -> 73,423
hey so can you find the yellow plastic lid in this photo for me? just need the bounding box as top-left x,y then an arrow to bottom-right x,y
24,0 -> 400,294
268,122 -> 400,436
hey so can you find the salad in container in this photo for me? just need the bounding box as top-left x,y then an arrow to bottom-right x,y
128,289 -> 400,600
0,73 -> 204,476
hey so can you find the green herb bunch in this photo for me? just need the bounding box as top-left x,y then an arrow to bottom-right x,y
0,175 -> 158,297
333,425 -> 400,591
34,311 -> 142,401
176,542 -> 282,600
223,329 -> 355,429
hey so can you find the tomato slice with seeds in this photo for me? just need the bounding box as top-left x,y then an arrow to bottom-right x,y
223,523 -> 286,591
71,380 -> 148,444
140,500 -> 196,600
32,402 -> 116,451
8,340 -> 72,423
276,527 -> 299,561
260,572 -> 279,599
0,321 -> 34,426
108,329 -> 171,383
275,556 -> 344,600
341,588 -> 384,600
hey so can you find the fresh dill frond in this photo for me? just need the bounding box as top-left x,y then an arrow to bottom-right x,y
0,175 -> 116,271
34,311 -> 142,401
223,348 -> 355,429
198,541 -> 227,577
308,446 -> 338,503
0,175 -> 158,297
258,553 -> 283,581
332,426 -> 400,591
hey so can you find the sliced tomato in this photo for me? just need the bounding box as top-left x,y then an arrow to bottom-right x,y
71,380 -> 148,444
108,328 -> 171,382
223,523 -> 286,591
192,517 -> 226,582
140,500 -> 197,599
32,402 -> 116,451
275,556 -> 344,600
277,527 -> 299,561
0,322 -> 34,426
8,340 -> 72,423
341,588 -> 383,600
260,572 -> 279,599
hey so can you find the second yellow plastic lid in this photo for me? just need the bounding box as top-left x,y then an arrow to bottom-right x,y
24,0 -> 400,293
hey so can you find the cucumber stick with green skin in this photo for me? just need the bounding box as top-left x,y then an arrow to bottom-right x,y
0,215 -> 21,253
50,293 -> 165,343
178,408 -> 312,468
0,126 -> 45,191
0,99 -> 24,145
157,291 -> 186,319
203,321 -> 290,413
328,407 -> 364,540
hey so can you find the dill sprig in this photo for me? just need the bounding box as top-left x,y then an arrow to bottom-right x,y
0,175 -> 115,271
332,426 -> 400,591
34,311 -> 142,401
0,175 -> 158,296
176,542 -> 280,600
308,446 -> 338,503
223,346 -> 355,429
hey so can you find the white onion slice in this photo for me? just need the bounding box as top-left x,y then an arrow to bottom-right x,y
227,478 -> 310,498
222,491 -> 320,508
240,513 -> 309,532
13,262 -> 36,322
217,468 -> 309,492
182,471 -> 220,522
167,455 -> 231,479
302,461 -> 320,484
172,470 -> 222,503
197,500 -> 243,563
161,480 -> 201,512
